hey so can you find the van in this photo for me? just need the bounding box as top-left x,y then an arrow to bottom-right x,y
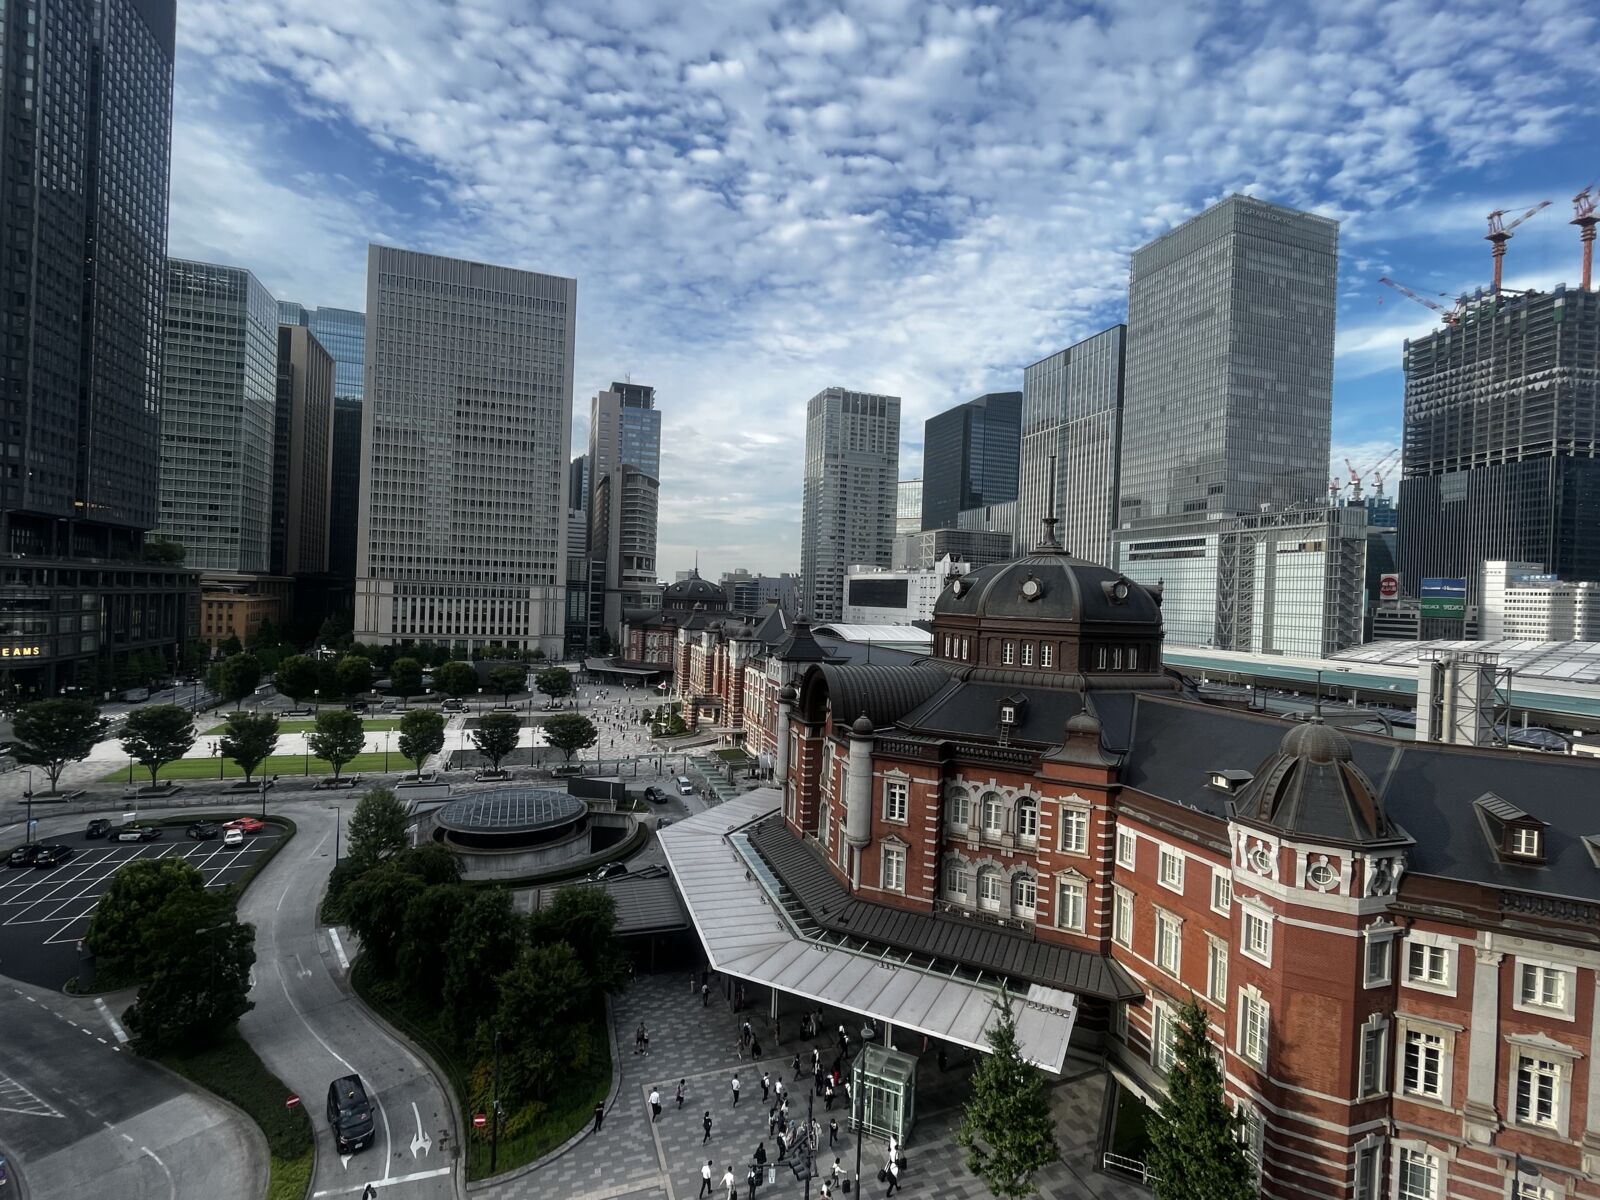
326,1074 -> 375,1153
676,776 -> 695,796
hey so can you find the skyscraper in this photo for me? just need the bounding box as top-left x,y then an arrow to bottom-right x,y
1398,288 -> 1600,603
355,246 -> 574,655
800,387 -> 900,622
1113,195 -> 1339,645
587,383 -> 661,638
271,326 -> 335,577
0,0 -> 192,693
1019,327 -> 1125,564
158,260 -> 280,574
920,392 -> 1021,533
279,303 -> 365,583
896,479 -> 923,536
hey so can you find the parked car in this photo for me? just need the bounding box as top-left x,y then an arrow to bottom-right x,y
441,698 -> 467,713
113,825 -> 162,843
186,821 -> 221,841
222,827 -> 245,848
676,776 -> 695,796
586,862 -> 629,882
84,819 -> 112,840
224,817 -> 265,835
326,1074 -> 375,1153
33,844 -> 74,868
7,844 -> 43,868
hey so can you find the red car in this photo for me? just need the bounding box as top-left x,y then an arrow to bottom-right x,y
224,817 -> 266,835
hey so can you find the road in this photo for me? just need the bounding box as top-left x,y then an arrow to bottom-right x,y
237,801 -> 459,1199
0,979 -> 266,1199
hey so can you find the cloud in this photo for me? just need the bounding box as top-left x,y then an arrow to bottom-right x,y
169,0 -> 1600,576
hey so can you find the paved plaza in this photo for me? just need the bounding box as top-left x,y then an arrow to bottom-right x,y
478,971 -> 1148,1200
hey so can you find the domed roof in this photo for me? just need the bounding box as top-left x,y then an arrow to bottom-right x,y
933,544 -> 1161,627
1231,719 -> 1401,846
662,571 -> 728,610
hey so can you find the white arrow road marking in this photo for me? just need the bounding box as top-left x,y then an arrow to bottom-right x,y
340,1154 -> 351,1170
408,1102 -> 431,1158
311,1166 -> 452,1196
293,953 -> 313,979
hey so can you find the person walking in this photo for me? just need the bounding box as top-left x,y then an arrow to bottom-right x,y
746,1163 -> 759,1200
812,1046 -> 820,1073
361,1186 -> 378,1200
767,1106 -> 778,1137
649,1088 -> 661,1122
824,1080 -> 835,1110
831,1156 -> 844,1184
776,1128 -> 787,1161
754,1141 -> 767,1169
884,1159 -> 900,1197
636,1023 -> 648,1055
700,1162 -> 714,1199
703,1111 -> 714,1144
820,1182 -> 832,1200
774,1078 -> 785,1104
592,1102 -> 605,1132
722,1165 -> 737,1200
760,1071 -> 771,1103
829,1117 -> 839,1147
751,1037 -> 763,1060
731,1073 -> 741,1105
702,983 -> 710,1007
814,1063 -> 824,1096
792,1052 -> 803,1080
677,1080 -> 686,1110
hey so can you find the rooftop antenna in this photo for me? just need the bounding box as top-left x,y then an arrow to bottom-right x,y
1038,455 -> 1063,552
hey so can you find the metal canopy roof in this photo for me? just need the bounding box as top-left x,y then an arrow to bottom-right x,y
657,791 -> 1078,1073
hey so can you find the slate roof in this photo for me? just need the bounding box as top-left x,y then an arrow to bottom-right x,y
1123,694 -> 1600,902
816,662 -> 950,727
750,817 -> 1142,1001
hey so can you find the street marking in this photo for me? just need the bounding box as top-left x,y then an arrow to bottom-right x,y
408,1101 -> 431,1158
94,997 -> 129,1044
329,928 -> 350,972
311,1166 -> 452,1196
294,953 -> 313,979
140,1145 -> 175,1200
340,1153 -> 350,1170
0,1071 -> 63,1118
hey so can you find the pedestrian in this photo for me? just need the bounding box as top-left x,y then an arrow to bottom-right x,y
636,1023 -> 648,1055
768,1106 -> 778,1137
723,1165 -> 736,1200
650,1087 -> 661,1122
829,1118 -> 839,1147
361,1186 -> 378,1200
792,1052 -> 803,1080
702,983 -> 710,1007
776,1129 -> 787,1160
774,1078 -> 785,1103
703,1111 -> 714,1144
814,1064 -> 824,1095
838,1023 -> 846,1048
825,1081 -> 835,1110
731,1073 -> 740,1105
746,1163 -> 759,1200
741,1019 -> 753,1047
751,1038 -> 762,1060
677,1080 -> 687,1109
593,1102 -> 605,1132
832,1156 -> 844,1183
812,1047 -> 820,1072
820,1183 -> 832,1200
755,1141 -> 767,1168
700,1163 -> 714,1200
885,1159 -> 900,1196
761,1071 -> 771,1102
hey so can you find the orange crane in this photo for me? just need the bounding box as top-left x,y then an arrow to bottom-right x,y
1344,457 -> 1367,501
1378,276 -> 1459,325
1573,181 -> 1598,291
1485,200 -> 1551,295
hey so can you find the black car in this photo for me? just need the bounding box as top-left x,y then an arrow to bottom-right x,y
113,825 -> 163,843
7,843 -> 42,868
326,1074 -> 375,1153
84,819 -> 112,840
642,786 -> 667,804
33,844 -> 73,868
586,862 -> 629,882
186,821 -> 221,841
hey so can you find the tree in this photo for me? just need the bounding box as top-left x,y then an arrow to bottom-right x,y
533,666 -> 572,708
343,862 -> 417,974
588,630 -> 613,656
389,657 -> 423,707
541,713 -> 596,763
432,659 -> 477,700
219,635 -> 243,658
219,711 -> 280,783
216,652 -> 262,709
316,611 -> 352,649
12,698 -> 109,793
527,885 -> 627,999
85,858 -> 205,981
471,712 -> 521,772
443,888 -> 523,1048
487,665 -> 525,706
397,883 -> 472,1003
141,536 -> 186,564
1147,998 -> 1256,1200
335,654 -> 373,699
181,639 -> 207,676
396,709 -> 445,775
307,709 -> 365,780
274,654 -> 320,707
958,990 -> 1058,1199
487,942 -> 590,1101
123,888 -> 255,1053
120,705 -> 196,787
248,619 -> 282,652
346,786 -> 410,870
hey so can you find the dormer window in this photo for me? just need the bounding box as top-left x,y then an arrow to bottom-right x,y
1510,826 -> 1542,859
1475,793 -> 1548,865
997,694 -> 1028,729
1000,705 -> 1016,726
1209,769 -> 1253,793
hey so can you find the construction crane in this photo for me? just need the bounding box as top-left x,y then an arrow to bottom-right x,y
1485,200 -> 1551,295
1573,180 -> 1598,291
1344,457 -> 1367,501
1378,276 -> 1459,325
1368,448 -> 1401,496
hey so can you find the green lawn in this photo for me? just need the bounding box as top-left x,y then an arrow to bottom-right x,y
202,718 -> 403,734
101,750 -> 406,783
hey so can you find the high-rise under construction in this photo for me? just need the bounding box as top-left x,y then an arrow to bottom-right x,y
1397,286 -> 1600,601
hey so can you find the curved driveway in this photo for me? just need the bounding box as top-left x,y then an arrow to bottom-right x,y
237,801 -> 459,1199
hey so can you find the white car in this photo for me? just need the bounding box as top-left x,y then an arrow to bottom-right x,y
223,827 -> 245,848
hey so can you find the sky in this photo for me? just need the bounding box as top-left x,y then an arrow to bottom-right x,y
168,0 -> 1600,579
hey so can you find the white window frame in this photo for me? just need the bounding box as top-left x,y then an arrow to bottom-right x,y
944,861 -> 969,899
1210,869 -> 1232,915
1157,846 -> 1185,894
1058,805 -> 1088,854
1364,930 -> 1395,988
1040,643 -> 1053,668
1001,640 -> 1015,665
1237,987 -> 1269,1068
1399,1027 -> 1446,1101
1514,959 -> 1576,1021
1206,936 -> 1228,1003
882,779 -> 908,824
1234,1101 -> 1263,1181
1240,904 -> 1273,967
1404,939 -> 1455,995
977,870 -> 1002,912
1011,874 -> 1037,919
981,793 -> 1004,837
1358,1015 -> 1389,1098
1055,878 -> 1085,933
1112,885 -> 1133,948
1396,1146 -> 1441,1200
1155,909 -> 1182,977
1152,1002 -> 1177,1074
947,789 -> 970,829
1352,1139 -> 1383,1200
1020,642 -> 1033,667
881,844 -> 905,893
1511,825 -> 1542,857
1016,800 -> 1039,845
1513,1051 -> 1569,1134
1116,828 -> 1136,868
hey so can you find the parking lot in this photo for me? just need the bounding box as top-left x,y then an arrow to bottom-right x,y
0,828 -> 281,987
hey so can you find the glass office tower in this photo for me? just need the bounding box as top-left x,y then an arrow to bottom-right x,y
920,392 -> 1021,533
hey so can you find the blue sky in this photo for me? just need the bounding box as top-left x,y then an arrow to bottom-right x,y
168,0 -> 1600,578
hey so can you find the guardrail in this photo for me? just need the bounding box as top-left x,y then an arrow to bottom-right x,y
1101,1151 -> 1157,1184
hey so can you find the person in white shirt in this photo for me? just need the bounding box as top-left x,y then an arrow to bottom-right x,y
649,1088 -> 661,1122
721,1164 -> 737,1200
699,1160 -> 713,1199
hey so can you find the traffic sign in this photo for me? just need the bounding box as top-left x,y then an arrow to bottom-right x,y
286,1094 -> 301,1110
1378,573 -> 1400,601
472,1112 -> 488,1129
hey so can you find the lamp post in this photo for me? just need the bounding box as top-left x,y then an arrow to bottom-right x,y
490,1028 -> 502,1173
332,805 -> 341,862
214,743 -> 225,780
259,776 -> 268,819
313,688 -> 320,716
383,731 -> 390,774
23,770 -> 33,843
477,687 -> 484,715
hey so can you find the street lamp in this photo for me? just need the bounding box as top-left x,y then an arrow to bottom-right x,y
313,688 -> 320,716
383,730 -> 390,773
259,776 -> 268,819
332,805 -> 341,862
477,687 -> 484,714
213,743 -> 224,780
23,770 -> 33,844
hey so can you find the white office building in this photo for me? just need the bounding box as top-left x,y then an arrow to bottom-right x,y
1479,560 -> 1600,641
355,246 -> 575,655
843,556 -> 971,624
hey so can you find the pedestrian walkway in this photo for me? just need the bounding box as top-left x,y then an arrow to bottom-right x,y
476,972 -> 1148,1200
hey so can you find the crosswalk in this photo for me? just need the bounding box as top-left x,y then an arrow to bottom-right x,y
0,1069 -> 63,1118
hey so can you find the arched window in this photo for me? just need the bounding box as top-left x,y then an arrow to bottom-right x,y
978,869 -> 1002,911
1016,799 -> 1039,844
947,788 -> 971,828
944,860 -> 969,899
981,792 -> 1005,837
1012,873 -> 1037,918
1041,643 -> 1054,668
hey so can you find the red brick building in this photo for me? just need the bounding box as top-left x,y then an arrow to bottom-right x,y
755,538 -> 1600,1200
